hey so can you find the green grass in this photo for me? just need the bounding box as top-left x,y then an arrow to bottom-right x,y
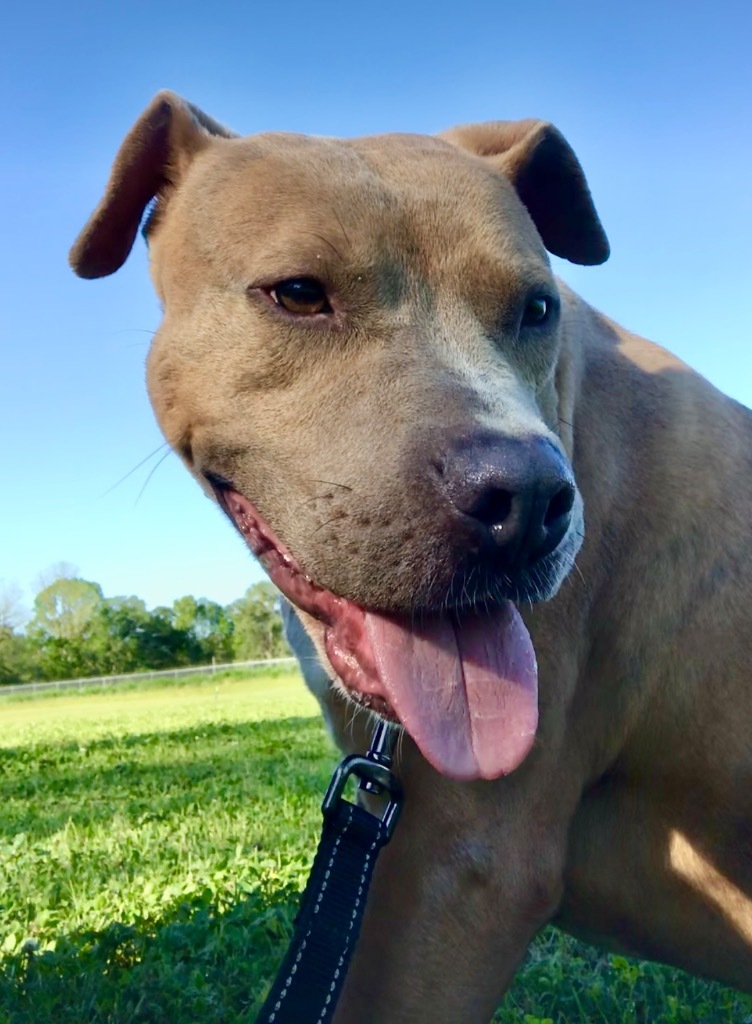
0,674 -> 749,1023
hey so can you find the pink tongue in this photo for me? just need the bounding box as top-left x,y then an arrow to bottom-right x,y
364,603 -> 538,781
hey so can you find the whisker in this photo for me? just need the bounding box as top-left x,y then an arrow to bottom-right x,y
108,328 -> 157,337
101,442 -> 170,497
332,210 -> 352,249
134,448 -> 173,504
302,490 -> 347,506
571,559 -> 586,587
310,479 -> 354,492
395,728 -> 405,773
108,327 -> 157,350
302,231 -> 345,262
313,516 -> 344,536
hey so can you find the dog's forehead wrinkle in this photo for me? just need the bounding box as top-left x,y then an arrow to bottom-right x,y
172,130 -> 549,285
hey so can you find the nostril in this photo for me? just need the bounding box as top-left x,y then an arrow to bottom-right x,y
467,488 -> 514,527
544,485 -> 575,527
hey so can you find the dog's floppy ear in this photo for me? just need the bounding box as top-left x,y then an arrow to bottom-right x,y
440,120 -> 609,266
70,91 -> 236,279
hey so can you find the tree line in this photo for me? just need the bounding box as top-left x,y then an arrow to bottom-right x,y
0,574 -> 290,686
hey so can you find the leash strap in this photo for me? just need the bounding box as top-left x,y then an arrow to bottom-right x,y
256,723 -> 402,1024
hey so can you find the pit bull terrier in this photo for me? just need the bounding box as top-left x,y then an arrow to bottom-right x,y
70,92 -> 752,1022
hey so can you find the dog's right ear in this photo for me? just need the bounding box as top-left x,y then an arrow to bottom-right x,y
69,91 -> 236,279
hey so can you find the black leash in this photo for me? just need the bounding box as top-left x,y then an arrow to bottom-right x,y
255,721 -> 402,1024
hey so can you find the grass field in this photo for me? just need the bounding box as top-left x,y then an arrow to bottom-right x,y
1,674 -> 750,1023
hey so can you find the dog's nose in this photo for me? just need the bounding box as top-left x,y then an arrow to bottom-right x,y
439,435 -> 576,567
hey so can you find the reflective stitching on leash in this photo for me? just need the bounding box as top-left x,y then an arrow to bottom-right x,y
267,805 -> 355,1023
315,817 -> 380,1024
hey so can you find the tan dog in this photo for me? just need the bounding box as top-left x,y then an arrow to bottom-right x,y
70,92 -> 752,1022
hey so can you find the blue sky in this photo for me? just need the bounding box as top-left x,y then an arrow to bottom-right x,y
2,0 -> 750,617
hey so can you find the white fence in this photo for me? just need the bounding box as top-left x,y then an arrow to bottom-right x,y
0,657 -> 297,698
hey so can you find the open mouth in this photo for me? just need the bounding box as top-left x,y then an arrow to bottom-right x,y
212,481 -> 539,782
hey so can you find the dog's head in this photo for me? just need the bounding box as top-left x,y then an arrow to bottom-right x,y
71,92 -> 608,782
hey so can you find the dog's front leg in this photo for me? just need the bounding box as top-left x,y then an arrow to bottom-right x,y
333,741 -> 572,1024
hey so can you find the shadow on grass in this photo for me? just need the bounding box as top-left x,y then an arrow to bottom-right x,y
3,893 -> 751,1024
0,882 -> 298,1024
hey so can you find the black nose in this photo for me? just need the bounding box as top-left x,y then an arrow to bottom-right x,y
439,435 -> 576,568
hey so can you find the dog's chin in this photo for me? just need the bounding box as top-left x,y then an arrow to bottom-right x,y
210,479 -> 571,782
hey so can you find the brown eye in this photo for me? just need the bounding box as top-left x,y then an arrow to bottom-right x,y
269,278 -> 331,315
521,295 -> 553,327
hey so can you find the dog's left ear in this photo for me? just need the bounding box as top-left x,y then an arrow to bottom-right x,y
440,120 -> 609,266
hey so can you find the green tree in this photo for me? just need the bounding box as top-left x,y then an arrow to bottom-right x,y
28,578 -> 104,679
0,581 -> 27,632
0,582 -> 32,684
6,573 -> 289,686
0,627 -> 34,685
134,604 -> 203,669
228,582 -> 290,660
172,596 -> 234,662
87,597 -> 203,674
31,578 -> 103,640
86,596 -> 152,674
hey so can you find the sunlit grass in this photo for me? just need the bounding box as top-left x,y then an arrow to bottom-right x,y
0,674 -> 749,1023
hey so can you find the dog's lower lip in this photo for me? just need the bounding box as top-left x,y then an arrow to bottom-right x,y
211,481 -> 405,720
209,476 -> 547,615
213,484 -> 320,593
